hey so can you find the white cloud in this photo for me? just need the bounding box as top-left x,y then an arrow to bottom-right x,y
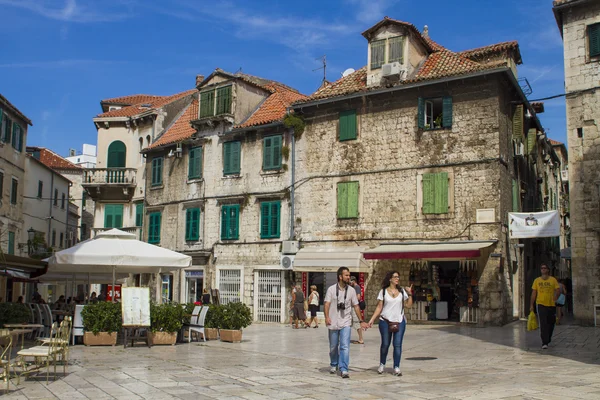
0,0 -> 132,23
346,0 -> 397,24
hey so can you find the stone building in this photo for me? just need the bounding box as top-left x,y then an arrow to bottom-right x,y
141,70 -> 305,322
65,144 -> 97,240
290,17 -> 556,325
553,0 -> 600,325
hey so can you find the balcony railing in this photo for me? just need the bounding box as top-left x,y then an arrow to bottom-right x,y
83,168 -> 137,185
92,226 -> 141,239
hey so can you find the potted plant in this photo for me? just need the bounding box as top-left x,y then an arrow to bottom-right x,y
204,304 -> 223,340
81,302 -> 122,346
149,302 -> 184,345
219,302 -> 252,343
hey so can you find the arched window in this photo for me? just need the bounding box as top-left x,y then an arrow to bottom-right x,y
139,137 -> 144,165
146,135 -> 151,148
107,140 -> 126,168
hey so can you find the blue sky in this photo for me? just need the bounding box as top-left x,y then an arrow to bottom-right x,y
0,0 -> 566,157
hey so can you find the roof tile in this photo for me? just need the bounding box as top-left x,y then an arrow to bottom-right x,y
28,147 -> 81,170
100,94 -> 164,105
96,90 -> 196,119
148,100 -> 198,149
235,84 -> 307,129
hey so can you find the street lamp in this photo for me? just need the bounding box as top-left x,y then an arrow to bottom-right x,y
27,227 -> 36,255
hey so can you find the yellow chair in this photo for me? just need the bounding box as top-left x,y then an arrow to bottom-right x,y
39,316 -> 72,368
17,323 -> 62,384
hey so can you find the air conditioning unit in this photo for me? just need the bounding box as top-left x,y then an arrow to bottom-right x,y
561,170 -> 569,182
282,240 -> 299,254
514,142 -> 525,157
174,143 -> 183,158
280,255 -> 295,270
381,62 -> 406,79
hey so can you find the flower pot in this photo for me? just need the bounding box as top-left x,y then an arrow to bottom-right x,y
84,332 -> 117,346
219,329 -> 242,343
205,328 -> 219,340
149,331 -> 177,345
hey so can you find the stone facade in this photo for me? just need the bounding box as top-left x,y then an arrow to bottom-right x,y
554,0 -> 600,324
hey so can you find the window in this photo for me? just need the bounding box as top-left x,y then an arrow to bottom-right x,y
53,189 -> 58,206
135,202 -> 144,227
589,23 -> 600,57
223,141 -> 241,175
104,204 -> 124,228
337,181 -> 359,219
10,178 -> 17,205
512,180 -> 520,212
8,232 -> 14,255
422,172 -> 449,214
51,230 -> 56,247
260,201 -> 281,239
1,114 -> 12,143
151,157 -> 163,186
61,193 -> 66,209
148,212 -> 162,244
0,172 -> 4,200
59,232 -> 64,248
81,223 -> 87,240
82,191 -> 87,211
339,110 -> 357,141
199,86 -> 232,118
418,97 -> 452,130
221,204 -> 240,240
11,122 -> 23,152
263,136 -> 282,170
370,36 -> 404,69
107,140 -> 126,168
37,181 -> 43,198
185,208 -> 200,241
188,146 -> 202,179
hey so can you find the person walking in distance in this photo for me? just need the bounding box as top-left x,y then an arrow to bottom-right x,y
292,284 -> 307,329
324,267 -> 369,378
368,271 -> 413,376
307,285 -> 320,328
349,276 -> 364,344
530,264 -> 560,349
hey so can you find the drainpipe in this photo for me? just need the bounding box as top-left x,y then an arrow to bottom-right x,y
289,128 -> 295,240
47,172 -> 54,245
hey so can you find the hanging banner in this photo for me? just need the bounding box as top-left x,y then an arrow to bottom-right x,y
508,211 -> 560,239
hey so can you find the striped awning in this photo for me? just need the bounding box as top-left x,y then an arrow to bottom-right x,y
363,241 -> 497,260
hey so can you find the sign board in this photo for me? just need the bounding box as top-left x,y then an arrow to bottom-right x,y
508,211 -> 560,239
121,287 -> 150,327
185,271 -> 204,278
107,285 -> 121,302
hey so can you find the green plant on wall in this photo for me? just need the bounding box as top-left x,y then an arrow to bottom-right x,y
150,302 -> 184,333
219,302 -> 252,330
283,113 -> 305,140
0,303 -> 31,326
81,302 -> 122,334
281,145 -> 290,161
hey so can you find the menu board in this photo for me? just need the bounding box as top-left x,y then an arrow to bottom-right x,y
121,287 -> 150,327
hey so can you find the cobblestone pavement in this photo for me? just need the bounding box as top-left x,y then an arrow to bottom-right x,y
3,321 -> 600,399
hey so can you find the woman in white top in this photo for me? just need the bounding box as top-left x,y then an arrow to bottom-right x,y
368,271 -> 413,376
307,285 -> 320,328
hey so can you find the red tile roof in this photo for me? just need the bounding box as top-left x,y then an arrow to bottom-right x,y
411,50 -> 488,81
148,99 -> 198,149
27,147 -> 81,170
235,84 -> 307,129
100,94 -> 164,105
549,139 -> 563,146
305,67 -> 367,102
459,41 -> 521,64
96,90 -> 196,119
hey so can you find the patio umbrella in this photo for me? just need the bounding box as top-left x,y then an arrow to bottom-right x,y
44,229 -> 191,300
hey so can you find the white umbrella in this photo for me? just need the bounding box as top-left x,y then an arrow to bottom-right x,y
44,229 -> 191,300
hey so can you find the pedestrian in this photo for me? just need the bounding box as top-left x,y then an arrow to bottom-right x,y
555,279 -> 567,325
307,285 -> 320,328
288,285 -> 296,327
367,271 -> 413,376
292,284 -> 307,329
530,263 -> 560,349
324,267 -> 369,378
202,288 -> 211,305
89,292 -> 98,304
349,276 -> 364,344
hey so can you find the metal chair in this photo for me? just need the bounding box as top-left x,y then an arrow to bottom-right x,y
17,322 -> 62,384
72,305 -> 85,345
39,316 -> 72,368
188,306 -> 209,342
0,330 -> 12,393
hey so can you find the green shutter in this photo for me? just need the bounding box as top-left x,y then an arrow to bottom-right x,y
18,125 -> 23,152
442,97 -> 453,128
149,212 -> 161,244
589,23 -> 600,57
271,202 -> 280,238
418,98 -> 425,129
422,173 -> 435,214
260,202 -> 270,238
186,208 -> 200,241
114,205 -> 123,228
188,147 -> 202,179
337,182 -> 348,218
104,204 -> 113,228
512,180 -> 519,212
272,135 -> 282,169
200,90 -> 215,118
11,122 -> 18,149
104,204 -> 123,228
263,137 -> 272,170
527,129 -> 537,156
513,105 -> 523,141
221,205 -> 239,240
136,203 -> 144,226
221,207 -> 228,239
347,182 -> 359,218
433,173 -> 449,214
152,157 -> 163,185
339,110 -> 357,141
223,141 -> 240,175
8,232 -> 15,255
0,108 -> 3,127
216,86 -> 232,115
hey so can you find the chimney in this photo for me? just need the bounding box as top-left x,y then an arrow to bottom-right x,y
423,25 -> 429,38
195,74 -> 205,87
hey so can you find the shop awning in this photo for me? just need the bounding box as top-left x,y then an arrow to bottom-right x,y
363,241 -> 497,260
293,246 -> 371,273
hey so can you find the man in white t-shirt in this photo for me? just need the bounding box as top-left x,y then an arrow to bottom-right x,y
324,267 -> 369,379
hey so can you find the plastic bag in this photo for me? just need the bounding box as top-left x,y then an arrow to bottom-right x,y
527,311 -> 538,331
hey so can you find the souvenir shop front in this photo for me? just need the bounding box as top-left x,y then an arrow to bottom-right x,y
364,241 -> 496,324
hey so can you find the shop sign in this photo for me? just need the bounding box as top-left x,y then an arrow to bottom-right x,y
107,285 -> 121,302
302,272 -> 308,296
508,211 -> 560,239
185,271 -> 204,278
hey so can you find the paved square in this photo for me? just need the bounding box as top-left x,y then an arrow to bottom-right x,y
4,322 -> 600,399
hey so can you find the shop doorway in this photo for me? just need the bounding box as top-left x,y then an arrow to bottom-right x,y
187,277 -> 204,303
255,270 -> 283,323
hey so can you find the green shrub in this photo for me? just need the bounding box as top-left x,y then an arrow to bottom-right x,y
205,304 -> 224,329
0,303 -> 31,326
150,303 -> 184,333
81,302 -> 122,334
220,302 -> 252,330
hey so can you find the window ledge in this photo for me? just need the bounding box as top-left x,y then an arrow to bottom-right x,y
220,238 -> 238,242
260,169 -> 283,176
187,177 -> 204,184
222,174 -> 242,180
422,127 -> 451,132
150,185 -> 164,191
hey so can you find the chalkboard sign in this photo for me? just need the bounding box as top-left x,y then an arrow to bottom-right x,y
121,287 -> 150,327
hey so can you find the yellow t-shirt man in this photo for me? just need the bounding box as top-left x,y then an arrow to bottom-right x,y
532,276 -> 560,307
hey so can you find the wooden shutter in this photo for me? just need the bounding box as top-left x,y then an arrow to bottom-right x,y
186,208 -> 200,241
422,173 -> 435,214
188,147 -> 202,179
136,203 -> 143,226
271,202 -> 280,238
512,180 -> 519,212
370,39 -> 385,69
216,86 -> 232,115
589,23 -> 600,57
263,137 -> 272,170
417,98 -> 425,129
231,141 -> 240,174
527,129 -> 537,156
434,173 -> 449,214
221,207 -> 228,239
223,142 -> 231,174
388,36 -> 404,63
339,110 -> 357,141
152,158 -> 162,185
149,213 -> 161,243
347,182 -> 359,218
104,204 -> 114,228
272,135 -> 282,168
114,205 -> 123,228
513,105 -> 524,141
8,232 -> 14,255
11,122 -> 18,149
260,202 -> 270,238
0,108 -> 3,128
337,182 -> 348,218
442,97 -> 453,128
229,205 -> 239,239
200,90 -> 215,117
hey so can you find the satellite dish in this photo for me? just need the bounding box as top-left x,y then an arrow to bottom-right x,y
342,68 -> 355,77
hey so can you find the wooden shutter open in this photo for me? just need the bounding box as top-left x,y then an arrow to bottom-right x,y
417,98 -> 425,129
434,172 -> 449,214
263,137 -> 272,169
337,183 -> 348,218
513,105 -> 524,141
422,173 -> 434,214
589,23 -> 600,57
347,182 -> 359,218
442,97 -> 453,128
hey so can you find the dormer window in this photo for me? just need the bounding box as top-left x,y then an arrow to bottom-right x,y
370,36 -> 404,69
199,85 -> 232,118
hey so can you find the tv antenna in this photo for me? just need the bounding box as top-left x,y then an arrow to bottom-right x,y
313,55 -> 327,87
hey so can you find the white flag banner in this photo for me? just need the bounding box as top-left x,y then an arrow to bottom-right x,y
508,211 -> 560,239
